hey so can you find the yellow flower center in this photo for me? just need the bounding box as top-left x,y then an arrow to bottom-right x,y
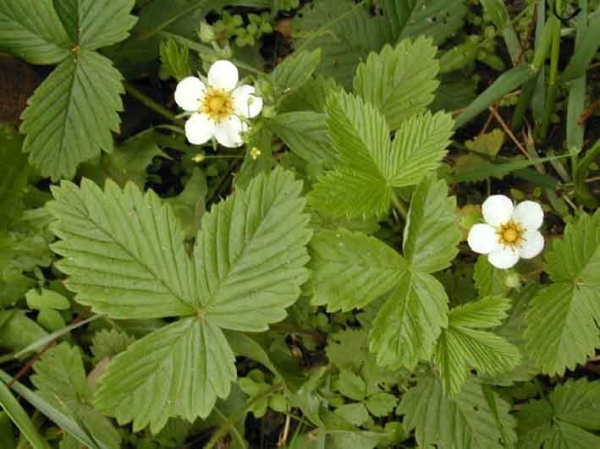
497,221 -> 523,248
201,88 -> 233,122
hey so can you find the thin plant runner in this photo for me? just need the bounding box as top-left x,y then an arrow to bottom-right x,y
467,194 -> 545,269
175,60 -> 263,148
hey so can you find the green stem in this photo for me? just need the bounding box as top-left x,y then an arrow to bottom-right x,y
204,383 -> 283,449
124,81 -> 178,122
539,0 -> 563,138
391,191 -> 408,219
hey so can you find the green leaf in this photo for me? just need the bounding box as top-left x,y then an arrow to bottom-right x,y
517,379 -> 600,449
336,370 -> 366,401
267,112 -> 335,165
399,374 -> 517,449
434,297 -> 521,396
26,289 -> 70,310
31,343 -> 121,449
21,50 -> 124,180
270,49 -> 321,94
403,177 -> 460,273
473,256 -> 510,298
335,403 -> 369,426
397,0 -> 468,45
0,0 -> 70,64
525,211 -> 600,374
365,392 -> 397,417
95,317 -> 236,433
195,168 -> 311,332
369,270 -> 448,369
309,229 -> 406,312
0,126 -> 28,226
309,91 -> 454,219
159,39 -> 191,81
54,0 -> 137,49
0,379 -> 50,449
280,75 -> 338,113
47,179 -> 196,319
354,37 -> 440,130
90,329 -> 135,363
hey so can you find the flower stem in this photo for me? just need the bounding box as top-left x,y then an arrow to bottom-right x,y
124,81 -> 178,122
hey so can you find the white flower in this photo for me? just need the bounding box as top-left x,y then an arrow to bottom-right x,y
174,60 -> 263,148
467,195 -> 544,269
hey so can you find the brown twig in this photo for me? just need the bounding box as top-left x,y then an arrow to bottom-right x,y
488,106 -> 530,158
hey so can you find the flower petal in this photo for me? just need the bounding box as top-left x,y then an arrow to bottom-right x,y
513,200 -> 544,231
174,77 -> 206,112
519,230 -> 544,259
232,85 -> 263,118
185,113 -> 215,145
468,223 -> 499,254
488,247 -> 520,269
215,115 -> 246,148
208,60 -> 239,91
482,195 -> 514,227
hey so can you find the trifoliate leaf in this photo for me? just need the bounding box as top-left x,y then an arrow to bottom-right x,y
90,329 -> 135,364
21,50 -> 124,179
354,37 -> 440,130
267,112 -> 335,165
54,0 -> 137,50
0,0 -> 70,64
517,379 -> 600,449
309,229 -> 406,311
95,317 -> 236,433
403,177 -> 460,273
434,297 -> 521,396
195,167 -> 311,332
310,91 -> 454,219
31,343 -> 121,449
365,393 -> 397,417
336,370 -> 366,402
399,374 -> 517,449
369,270 -> 448,369
47,179 -> 197,319
525,211 -> 600,374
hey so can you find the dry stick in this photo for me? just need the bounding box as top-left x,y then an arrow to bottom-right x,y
8,313 -> 87,387
478,111 -> 494,136
488,106 -> 530,158
514,3 -> 538,65
278,413 -> 291,447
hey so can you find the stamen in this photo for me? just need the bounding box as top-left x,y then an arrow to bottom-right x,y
497,221 -> 524,249
201,88 -> 233,122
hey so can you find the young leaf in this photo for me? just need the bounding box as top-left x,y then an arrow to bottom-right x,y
517,379 -> 600,449
309,229 -> 406,311
403,177 -> 460,273
399,374 -> 517,449
47,179 -> 197,319
95,318 -> 236,433
0,0 -> 70,64
336,370 -> 366,402
310,91 -> 454,219
195,168 -> 311,332
90,329 -> 135,364
525,211 -> 600,374
21,50 -> 125,180
369,270 -> 448,369
365,392 -> 397,417
434,297 -> 521,396
354,37 -> 440,130
54,0 -> 137,50
473,256 -> 510,298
